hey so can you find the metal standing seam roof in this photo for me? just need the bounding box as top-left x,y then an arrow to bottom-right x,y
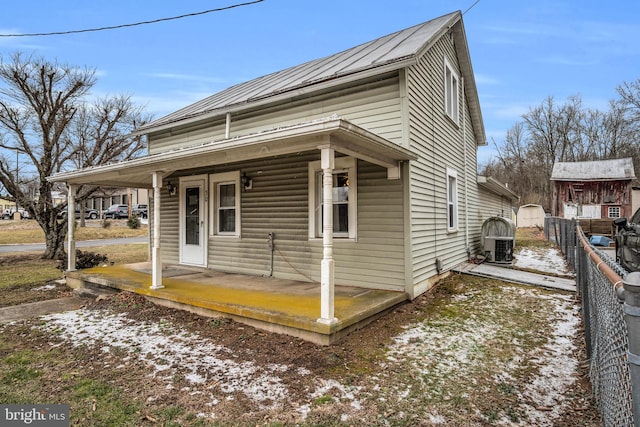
550,158 -> 637,181
136,11 -> 466,133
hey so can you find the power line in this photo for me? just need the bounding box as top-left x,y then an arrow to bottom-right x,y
0,0 -> 264,37
463,0 -> 481,16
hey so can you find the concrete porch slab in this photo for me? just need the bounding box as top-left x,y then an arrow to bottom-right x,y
66,263 -> 407,345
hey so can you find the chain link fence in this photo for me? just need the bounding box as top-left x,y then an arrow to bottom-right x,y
545,216 -> 634,427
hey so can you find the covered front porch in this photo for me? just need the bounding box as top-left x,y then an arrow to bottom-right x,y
65,262 -> 408,345
50,116 -> 418,344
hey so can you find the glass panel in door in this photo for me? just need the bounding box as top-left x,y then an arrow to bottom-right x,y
185,187 -> 200,245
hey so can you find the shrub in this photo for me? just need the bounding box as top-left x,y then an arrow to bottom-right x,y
58,249 -> 109,271
101,218 -> 112,229
127,215 -> 141,229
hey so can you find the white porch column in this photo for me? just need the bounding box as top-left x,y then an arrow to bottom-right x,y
318,147 -> 338,325
150,172 -> 164,289
67,184 -> 76,271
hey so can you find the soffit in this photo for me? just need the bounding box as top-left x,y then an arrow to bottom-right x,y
48,117 -> 417,188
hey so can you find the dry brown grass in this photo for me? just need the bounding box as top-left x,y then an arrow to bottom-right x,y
516,226 -> 555,248
0,245 -> 148,291
0,219 -> 147,244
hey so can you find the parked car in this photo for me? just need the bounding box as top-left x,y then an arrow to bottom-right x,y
102,204 -> 129,219
132,204 -> 148,218
1,208 -> 30,220
613,208 -> 640,272
57,208 -> 99,220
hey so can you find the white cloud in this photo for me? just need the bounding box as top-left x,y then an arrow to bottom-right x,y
535,55 -> 597,66
131,91 -> 211,117
143,72 -> 226,84
473,73 -> 500,86
0,28 -> 48,51
484,103 -> 530,120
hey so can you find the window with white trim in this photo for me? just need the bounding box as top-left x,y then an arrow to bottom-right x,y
444,57 -> 459,123
209,171 -> 240,237
446,168 -> 458,231
608,206 -> 621,218
308,157 -> 357,239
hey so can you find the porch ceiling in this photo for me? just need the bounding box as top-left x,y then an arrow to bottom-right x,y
47,117 -> 418,188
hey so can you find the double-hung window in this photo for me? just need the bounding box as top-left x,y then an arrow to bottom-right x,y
209,171 -> 240,237
308,157 -> 357,239
446,168 -> 458,232
608,206 -> 621,218
444,57 -> 459,124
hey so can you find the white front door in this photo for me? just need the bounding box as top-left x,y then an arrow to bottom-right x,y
179,175 -> 207,266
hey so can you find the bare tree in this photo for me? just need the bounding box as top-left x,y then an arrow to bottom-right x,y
483,82 -> 640,212
618,79 -> 640,114
617,79 -> 640,173
0,53 -> 149,259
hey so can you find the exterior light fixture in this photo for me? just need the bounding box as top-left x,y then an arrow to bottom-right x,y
241,172 -> 253,191
167,182 -> 176,196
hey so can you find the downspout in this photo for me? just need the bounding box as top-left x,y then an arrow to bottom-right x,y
225,112 -> 231,139
432,91 -> 438,265
462,76 -> 470,258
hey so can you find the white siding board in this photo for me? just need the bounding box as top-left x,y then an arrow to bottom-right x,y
405,32 -> 481,291
157,155 -> 405,291
149,75 -> 403,153
158,189 -> 180,264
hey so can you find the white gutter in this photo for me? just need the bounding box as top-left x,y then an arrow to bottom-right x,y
225,112 -> 231,139
477,176 -> 520,202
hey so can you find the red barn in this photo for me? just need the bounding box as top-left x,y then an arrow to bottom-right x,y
551,158 -> 636,219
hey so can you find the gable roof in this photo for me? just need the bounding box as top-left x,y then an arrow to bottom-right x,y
550,158 -> 636,181
136,11 -> 485,145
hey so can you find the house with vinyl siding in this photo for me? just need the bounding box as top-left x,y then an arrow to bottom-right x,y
50,10 -> 517,339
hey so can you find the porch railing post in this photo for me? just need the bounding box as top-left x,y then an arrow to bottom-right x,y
150,172 -> 164,290
67,183 -> 76,271
623,271 -> 640,426
318,146 -> 337,325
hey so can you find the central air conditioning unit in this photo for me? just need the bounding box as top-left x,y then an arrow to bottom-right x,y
481,216 -> 516,265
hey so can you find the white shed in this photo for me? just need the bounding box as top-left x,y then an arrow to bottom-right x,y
516,204 -> 546,228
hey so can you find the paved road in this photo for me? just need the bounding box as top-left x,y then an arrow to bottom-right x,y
0,236 -> 148,253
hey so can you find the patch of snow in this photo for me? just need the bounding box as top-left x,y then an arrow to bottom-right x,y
296,367 -> 311,376
32,284 -> 56,291
520,293 -> 580,425
386,284 -> 582,426
197,412 -> 216,419
428,413 -> 446,424
514,247 -> 574,277
38,310 -> 289,409
389,319 -> 499,382
307,378 -> 362,408
36,309 -> 361,419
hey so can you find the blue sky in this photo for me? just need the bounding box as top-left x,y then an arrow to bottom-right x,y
1,0 -> 639,166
